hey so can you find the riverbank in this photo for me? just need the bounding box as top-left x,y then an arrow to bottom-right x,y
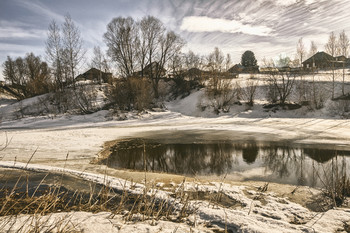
1,99 -> 350,232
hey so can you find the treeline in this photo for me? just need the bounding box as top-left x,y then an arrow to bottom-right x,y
2,14 -> 85,100
1,14 -> 250,110
2,14 -> 350,116
2,53 -> 52,99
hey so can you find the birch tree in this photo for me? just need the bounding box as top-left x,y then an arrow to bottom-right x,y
45,20 -> 63,90
309,41 -> 318,58
296,37 -> 306,67
104,17 -> 139,77
138,16 -> 164,78
325,32 -> 338,98
338,30 -> 349,95
62,14 -> 85,87
90,46 -> 110,83
104,15 -> 184,98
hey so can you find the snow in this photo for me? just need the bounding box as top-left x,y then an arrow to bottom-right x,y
0,211 -> 217,233
0,162 -> 349,232
1,79 -> 350,232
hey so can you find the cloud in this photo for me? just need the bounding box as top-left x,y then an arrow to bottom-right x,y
0,27 -> 46,39
16,0 -> 64,22
273,0 -> 298,6
180,16 -> 273,36
0,20 -> 46,40
258,0 -> 323,7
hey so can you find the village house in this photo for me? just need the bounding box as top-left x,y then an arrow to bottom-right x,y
75,68 -> 112,83
259,67 -> 279,73
302,51 -> 350,70
228,64 -> 244,74
134,62 -> 166,78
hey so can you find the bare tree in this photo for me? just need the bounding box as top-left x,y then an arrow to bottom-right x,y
206,47 -> 225,96
204,47 -> 237,113
152,30 -> 184,98
89,46 -> 110,83
45,20 -> 63,90
242,79 -> 258,106
296,38 -> 307,102
261,56 -> 275,68
296,37 -> 306,67
61,14 -> 85,87
104,17 -> 139,77
206,78 -> 237,114
3,56 -> 19,86
338,30 -> 350,56
338,30 -> 349,95
207,47 -> 225,72
225,53 -> 232,71
90,46 -> 106,71
105,15 -> 184,99
184,50 -> 201,70
277,54 -> 291,67
2,53 -> 51,99
266,72 -> 296,105
309,41 -> 318,58
325,32 -> 338,99
138,16 -> 164,78
325,32 -> 337,57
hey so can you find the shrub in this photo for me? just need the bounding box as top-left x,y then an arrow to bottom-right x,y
109,77 -> 153,111
205,75 -> 238,113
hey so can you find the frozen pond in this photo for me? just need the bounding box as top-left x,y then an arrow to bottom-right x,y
103,131 -> 350,187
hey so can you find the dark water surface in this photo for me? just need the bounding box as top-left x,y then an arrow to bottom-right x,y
0,168 -> 104,195
104,131 -> 350,187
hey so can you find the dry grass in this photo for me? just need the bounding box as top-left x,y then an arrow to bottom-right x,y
315,156 -> 350,207
0,167 -> 195,232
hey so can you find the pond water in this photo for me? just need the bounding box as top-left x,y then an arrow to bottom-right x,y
0,169 -> 105,196
104,131 -> 350,187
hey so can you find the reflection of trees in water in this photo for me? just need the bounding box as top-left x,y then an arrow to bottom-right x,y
262,145 -> 323,186
108,140 -> 236,175
107,139 -> 350,186
169,144 -> 208,175
262,145 -> 348,187
304,148 -> 337,163
242,143 -> 258,164
262,145 -> 300,179
207,143 -> 235,175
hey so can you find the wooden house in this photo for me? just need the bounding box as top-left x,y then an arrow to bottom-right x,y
75,68 -> 112,83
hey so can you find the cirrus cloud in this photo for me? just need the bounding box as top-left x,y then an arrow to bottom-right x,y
180,16 -> 273,37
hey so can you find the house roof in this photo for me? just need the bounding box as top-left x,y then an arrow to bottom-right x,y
186,67 -> 202,75
228,64 -> 244,73
303,51 -> 334,64
75,68 -> 111,81
335,55 -> 347,61
143,62 -> 166,73
77,68 -> 111,76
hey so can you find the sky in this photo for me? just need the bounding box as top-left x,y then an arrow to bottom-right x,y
1,0 -> 350,80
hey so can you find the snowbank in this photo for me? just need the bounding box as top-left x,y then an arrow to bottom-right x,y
1,78 -> 350,232
0,162 -> 349,233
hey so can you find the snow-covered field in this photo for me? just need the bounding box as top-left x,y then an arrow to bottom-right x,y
1,78 -> 350,232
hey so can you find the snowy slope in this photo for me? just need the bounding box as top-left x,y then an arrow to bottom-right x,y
1,80 -> 350,232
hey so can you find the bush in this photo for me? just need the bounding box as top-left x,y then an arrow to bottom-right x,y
319,157 -> 350,207
241,79 -> 258,106
265,72 -> 296,105
170,74 -> 202,99
304,81 -> 329,110
205,75 -> 238,113
72,84 -> 99,114
109,77 -> 153,111
327,99 -> 350,118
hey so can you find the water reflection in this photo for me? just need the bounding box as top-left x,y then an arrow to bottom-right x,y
105,139 -> 350,187
242,143 -> 258,164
